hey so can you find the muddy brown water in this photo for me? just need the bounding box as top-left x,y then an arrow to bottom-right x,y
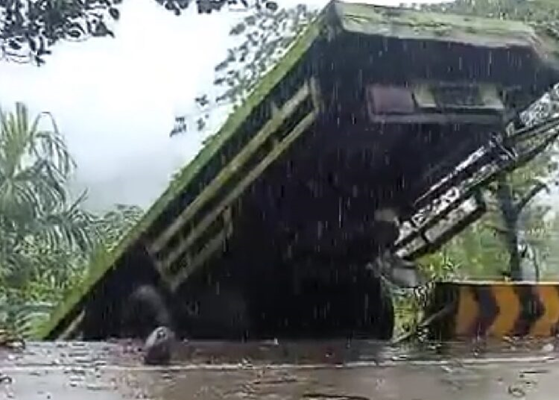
2,339 -> 559,399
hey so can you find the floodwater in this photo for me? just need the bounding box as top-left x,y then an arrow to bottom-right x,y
2,339 -> 559,399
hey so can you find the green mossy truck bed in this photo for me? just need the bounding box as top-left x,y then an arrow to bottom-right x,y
38,0 -> 559,340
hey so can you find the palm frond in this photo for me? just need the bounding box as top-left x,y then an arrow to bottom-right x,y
0,301 -> 54,339
0,102 -> 99,305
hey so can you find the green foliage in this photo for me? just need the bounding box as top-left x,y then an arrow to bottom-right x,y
0,103 -> 94,288
215,4 -> 317,107
90,204 -> 144,253
0,0 -> 278,66
537,212 -> 559,278
0,102 -> 144,338
0,102 -> 91,336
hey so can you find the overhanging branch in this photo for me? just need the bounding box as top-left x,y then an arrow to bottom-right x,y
515,181 -> 549,213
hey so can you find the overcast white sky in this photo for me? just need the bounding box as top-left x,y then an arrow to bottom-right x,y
0,0 -> 462,211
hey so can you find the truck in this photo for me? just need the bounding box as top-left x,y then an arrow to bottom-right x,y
37,0 -> 559,343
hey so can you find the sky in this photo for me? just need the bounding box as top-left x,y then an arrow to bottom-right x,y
1,0 -> 532,213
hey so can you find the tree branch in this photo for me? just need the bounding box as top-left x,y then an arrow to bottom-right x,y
515,181 -> 549,214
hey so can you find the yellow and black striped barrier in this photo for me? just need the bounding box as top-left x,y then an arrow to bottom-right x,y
425,281 -> 559,340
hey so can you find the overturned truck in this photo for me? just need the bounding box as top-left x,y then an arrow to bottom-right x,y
39,1 -> 559,341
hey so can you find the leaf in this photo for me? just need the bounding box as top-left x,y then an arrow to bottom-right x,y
93,21 -> 112,37
34,55 -> 45,66
230,22 -> 246,36
109,7 -> 120,20
28,38 -> 37,53
214,60 -> 229,72
67,30 -> 82,38
196,118 -> 206,131
8,40 -> 22,51
265,1 -> 278,11
195,95 -> 209,107
245,15 -> 256,25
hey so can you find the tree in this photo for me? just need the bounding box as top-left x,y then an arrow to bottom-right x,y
0,102 -> 95,276
0,102 -> 95,334
170,3 -> 317,137
90,203 -> 144,253
0,102 -> 145,337
0,0 -> 278,66
0,202 -> 144,337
